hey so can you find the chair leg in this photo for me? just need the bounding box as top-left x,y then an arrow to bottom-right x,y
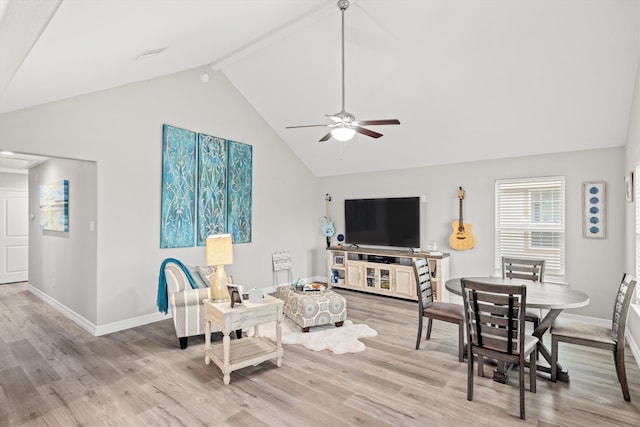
530,349 -> 537,393
179,337 -> 188,349
550,336 -> 558,382
467,346 -> 474,401
426,317 -> 434,340
519,359 -> 525,420
416,316 -> 423,350
458,321 -> 464,362
615,345 -> 631,401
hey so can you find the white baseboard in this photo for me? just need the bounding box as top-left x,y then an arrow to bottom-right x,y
28,284 -> 171,337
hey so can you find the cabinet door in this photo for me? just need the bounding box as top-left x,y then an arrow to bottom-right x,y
346,262 -> 364,290
394,266 -> 416,299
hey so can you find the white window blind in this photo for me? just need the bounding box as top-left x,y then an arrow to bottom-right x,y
495,176 -> 565,279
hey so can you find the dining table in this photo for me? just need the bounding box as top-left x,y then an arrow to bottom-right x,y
445,276 -> 590,383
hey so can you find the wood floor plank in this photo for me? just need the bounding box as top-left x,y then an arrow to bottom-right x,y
1,283 -> 639,426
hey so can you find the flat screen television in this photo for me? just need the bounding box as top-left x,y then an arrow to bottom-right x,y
344,197 -> 420,248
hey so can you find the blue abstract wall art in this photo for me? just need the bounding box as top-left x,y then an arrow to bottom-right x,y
227,140 -> 253,244
160,124 -> 252,247
197,133 -> 228,245
39,179 -> 69,232
160,124 -> 197,248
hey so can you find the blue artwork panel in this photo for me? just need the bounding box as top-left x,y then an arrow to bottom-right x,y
227,140 -> 252,243
160,124 -> 196,248
39,179 -> 69,232
197,133 -> 228,246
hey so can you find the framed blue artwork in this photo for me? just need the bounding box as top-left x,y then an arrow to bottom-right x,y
227,140 -> 252,243
39,179 -> 69,232
583,181 -> 605,239
160,124 -> 196,248
197,133 -> 228,246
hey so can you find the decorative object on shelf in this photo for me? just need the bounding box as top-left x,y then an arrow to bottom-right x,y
625,172 -> 634,203
334,254 -> 345,266
322,193 -> 335,247
583,181 -> 606,238
427,240 -> 437,251
39,179 -> 69,232
449,187 -> 475,250
336,233 -> 344,248
206,234 -> 233,302
285,0 -> 400,143
161,124 -> 196,248
227,284 -> 243,308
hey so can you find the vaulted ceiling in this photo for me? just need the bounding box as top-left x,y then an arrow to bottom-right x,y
1,0 -> 638,176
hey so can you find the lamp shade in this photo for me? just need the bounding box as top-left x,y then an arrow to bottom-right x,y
206,234 -> 233,266
331,126 -> 356,142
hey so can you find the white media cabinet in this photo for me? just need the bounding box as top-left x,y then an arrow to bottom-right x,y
326,246 -> 450,302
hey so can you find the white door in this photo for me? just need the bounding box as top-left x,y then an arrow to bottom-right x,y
0,191 -> 29,283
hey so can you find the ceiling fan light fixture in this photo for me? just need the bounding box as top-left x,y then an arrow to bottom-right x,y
331,127 -> 356,142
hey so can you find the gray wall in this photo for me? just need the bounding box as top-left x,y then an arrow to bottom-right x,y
0,172 -> 28,189
0,67 -> 318,330
319,147 -> 624,320
624,63 -> 640,361
29,159 -> 98,323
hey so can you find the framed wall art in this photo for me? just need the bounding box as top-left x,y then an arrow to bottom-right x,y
582,181 -> 605,239
39,179 -> 69,232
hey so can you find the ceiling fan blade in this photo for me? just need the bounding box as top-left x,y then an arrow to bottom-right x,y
285,124 -> 329,129
319,132 -> 332,142
355,126 -> 383,139
357,119 -> 400,126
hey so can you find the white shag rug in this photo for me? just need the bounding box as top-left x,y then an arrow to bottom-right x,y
247,317 -> 377,354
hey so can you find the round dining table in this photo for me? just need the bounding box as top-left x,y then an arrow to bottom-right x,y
445,277 -> 590,383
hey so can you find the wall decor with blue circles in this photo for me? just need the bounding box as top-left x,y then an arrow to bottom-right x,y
582,181 -> 605,239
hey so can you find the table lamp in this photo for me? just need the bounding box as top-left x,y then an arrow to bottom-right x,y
206,234 -> 233,302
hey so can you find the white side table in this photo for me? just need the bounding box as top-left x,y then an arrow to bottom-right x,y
204,294 -> 283,385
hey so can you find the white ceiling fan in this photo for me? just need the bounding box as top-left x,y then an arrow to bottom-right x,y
286,0 -> 400,142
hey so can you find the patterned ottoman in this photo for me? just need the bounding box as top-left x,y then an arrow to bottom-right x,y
276,287 -> 347,332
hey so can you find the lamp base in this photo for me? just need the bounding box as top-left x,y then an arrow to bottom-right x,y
209,265 -> 230,303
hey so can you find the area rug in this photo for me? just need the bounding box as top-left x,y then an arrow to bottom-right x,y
247,318 -> 377,354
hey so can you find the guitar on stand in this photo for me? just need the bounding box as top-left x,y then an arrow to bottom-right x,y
322,194 -> 335,248
449,187 -> 475,250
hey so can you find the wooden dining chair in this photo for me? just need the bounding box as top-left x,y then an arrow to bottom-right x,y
460,278 -> 538,420
502,257 -> 546,329
551,273 -> 637,401
413,258 -> 465,361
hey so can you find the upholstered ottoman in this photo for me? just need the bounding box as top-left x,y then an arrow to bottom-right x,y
276,287 -> 347,332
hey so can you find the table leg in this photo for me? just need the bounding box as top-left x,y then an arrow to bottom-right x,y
276,317 -> 283,368
493,308 -> 570,383
222,330 -> 231,385
204,319 -> 211,365
532,308 -> 570,382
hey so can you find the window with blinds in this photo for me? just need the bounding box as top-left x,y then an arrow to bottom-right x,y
495,176 -> 565,279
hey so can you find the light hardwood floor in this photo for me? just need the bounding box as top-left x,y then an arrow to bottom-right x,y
1,282 -> 639,426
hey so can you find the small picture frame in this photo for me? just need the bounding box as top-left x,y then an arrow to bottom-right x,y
334,254 -> 345,266
227,284 -> 243,308
625,172 -> 634,202
583,181 -> 606,239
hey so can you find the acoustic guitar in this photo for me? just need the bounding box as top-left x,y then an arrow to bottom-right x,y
449,187 -> 475,250
322,194 -> 335,247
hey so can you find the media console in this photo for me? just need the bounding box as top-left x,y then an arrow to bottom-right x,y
326,246 -> 450,302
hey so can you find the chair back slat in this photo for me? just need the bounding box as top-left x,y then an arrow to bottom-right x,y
461,279 -> 526,356
611,274 -> 637,341
413,258 -> 433,307
502,257 -> 546,282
